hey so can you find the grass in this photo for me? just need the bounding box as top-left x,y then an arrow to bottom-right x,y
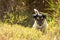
0,0 -> 60,40
0,23 -> 60,40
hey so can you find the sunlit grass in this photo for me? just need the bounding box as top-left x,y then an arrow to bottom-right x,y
0,23 -> 60,40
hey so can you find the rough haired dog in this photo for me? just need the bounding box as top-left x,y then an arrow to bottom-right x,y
33,9 -> 48,31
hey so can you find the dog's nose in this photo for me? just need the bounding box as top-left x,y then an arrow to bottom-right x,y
37,22 -> 43,26
39,24 -> 42,26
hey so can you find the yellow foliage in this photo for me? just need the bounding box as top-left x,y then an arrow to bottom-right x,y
0,23 -> 60,40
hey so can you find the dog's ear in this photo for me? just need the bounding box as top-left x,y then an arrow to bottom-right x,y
32,13 -> 38,18
34,9 -> 39,14
42,14 -> 46,19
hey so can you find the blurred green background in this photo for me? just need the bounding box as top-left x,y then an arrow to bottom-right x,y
0,0 -> 60,27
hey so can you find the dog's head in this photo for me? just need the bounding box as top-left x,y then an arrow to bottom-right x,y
33,9 -> 46,26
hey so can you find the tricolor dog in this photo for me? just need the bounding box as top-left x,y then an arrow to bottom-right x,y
33,9 -> 48,31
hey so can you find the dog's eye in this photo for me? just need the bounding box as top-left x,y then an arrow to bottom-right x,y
37,17 -> 39,19
33,16 -> 36,18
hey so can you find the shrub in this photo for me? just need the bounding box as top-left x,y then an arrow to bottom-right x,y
45,0 -> 60,27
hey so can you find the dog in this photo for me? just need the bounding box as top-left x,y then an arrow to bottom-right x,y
33,9 -> 48,31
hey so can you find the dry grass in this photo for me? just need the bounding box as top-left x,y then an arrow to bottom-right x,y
0,23 -> 60,40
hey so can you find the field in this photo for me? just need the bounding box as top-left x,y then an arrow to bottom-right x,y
0,23 -> 60,40
0,0 -> 60,40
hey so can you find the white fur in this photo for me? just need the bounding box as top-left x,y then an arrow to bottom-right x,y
34,9 -> 40,14
33,19 -> 48,29
33,9 -> 48,30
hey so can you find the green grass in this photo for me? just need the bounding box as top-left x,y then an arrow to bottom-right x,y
0,23 -> 60,40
